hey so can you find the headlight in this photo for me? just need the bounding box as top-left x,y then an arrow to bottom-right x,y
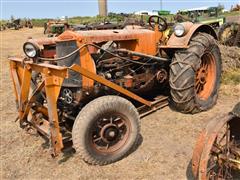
174,24 -> 185,37
23,42 -> 39,58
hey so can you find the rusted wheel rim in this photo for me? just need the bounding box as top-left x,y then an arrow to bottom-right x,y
205,123 -> 239,179
195,52 -> 216,100
90,113 -> 131,154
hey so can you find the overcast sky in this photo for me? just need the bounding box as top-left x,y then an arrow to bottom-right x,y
1,0 -> 239,19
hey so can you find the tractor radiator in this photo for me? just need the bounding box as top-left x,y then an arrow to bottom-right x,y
56,40 -> 82,87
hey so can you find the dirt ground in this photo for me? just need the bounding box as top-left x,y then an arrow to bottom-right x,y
0,28 -> 240,180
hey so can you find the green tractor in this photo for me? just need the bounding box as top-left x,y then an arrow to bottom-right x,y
44,19 -> 69,37
175,6 -> 240,47
176,6 -> 225,28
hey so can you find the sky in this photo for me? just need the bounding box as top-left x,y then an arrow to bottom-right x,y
1,0 -> 239,19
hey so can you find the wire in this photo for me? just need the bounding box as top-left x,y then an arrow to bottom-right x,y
126,57 -> 155,76
38,44 -> 87,61
91,44 -> 156,65
38,43 -> 157,66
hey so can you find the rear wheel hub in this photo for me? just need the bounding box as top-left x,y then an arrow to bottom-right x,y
91,113 -> 130,154
195,52 -> 216,100
101,124 -> 119,143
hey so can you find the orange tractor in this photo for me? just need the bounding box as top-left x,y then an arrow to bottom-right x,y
9,16 -> 222,165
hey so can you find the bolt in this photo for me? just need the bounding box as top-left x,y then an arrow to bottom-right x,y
109,131 -> 115,137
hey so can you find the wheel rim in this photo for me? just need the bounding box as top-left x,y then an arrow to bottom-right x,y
195,52 -> 216,100
89,113 -> 131,155
206,123 -> 240,179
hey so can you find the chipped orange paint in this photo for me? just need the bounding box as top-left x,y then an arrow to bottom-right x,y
160,22 -> 217,48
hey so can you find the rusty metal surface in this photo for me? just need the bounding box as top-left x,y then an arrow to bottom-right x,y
192,114 -> 235,179
139,96 -> 168,118
9,57 -> 68,78
9,57 -> 154,107
198,114 -> 235,180
9,59 -> 68,156
44,74 -> 64,156
58,28 -> 162,56
28,37 -> 57,48
9,19 -> 212,160
70,64 -> 152,107
78,46 -> 96,89
9,56 -> 169,157
191,128 -> 208,178
160,23 -> 217,48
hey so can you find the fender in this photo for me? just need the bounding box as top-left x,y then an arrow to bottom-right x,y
160,22 -> 217,49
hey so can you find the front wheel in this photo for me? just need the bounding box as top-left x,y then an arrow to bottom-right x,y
72,96 -> 140,165
170,32 -> 222,114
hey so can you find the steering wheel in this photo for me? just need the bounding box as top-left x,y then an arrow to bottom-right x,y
148,15 -> 168,31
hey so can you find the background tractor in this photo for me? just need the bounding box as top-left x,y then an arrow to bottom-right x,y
175,6 -> 240,47
192,102 -> 240,179
6,18 -> 23,30
0,24 -> 6,31
43,19 -> 70,37
9,15 -> 222,165
175,6 -> 226,29
24,19 -> 33,29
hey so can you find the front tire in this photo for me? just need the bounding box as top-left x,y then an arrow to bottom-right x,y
72,96 -> 140,165
170,32 -> 222,114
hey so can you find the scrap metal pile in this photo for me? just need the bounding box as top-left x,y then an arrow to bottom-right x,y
43,17 -> 146,37
1,18 -> 33,31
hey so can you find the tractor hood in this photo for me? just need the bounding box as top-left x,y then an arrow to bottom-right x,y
57,27 -> 157,44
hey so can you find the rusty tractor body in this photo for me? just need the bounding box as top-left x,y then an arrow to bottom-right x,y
24,19 -> 33,29
9,16 -> 222,165
44,20 -> 69,37
192,102 -> 240,179
0,24 -> 7,31
6,18 -> 23,30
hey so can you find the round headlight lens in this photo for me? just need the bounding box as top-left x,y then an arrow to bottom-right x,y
174,24 -> 185,37
23,43 -> 38,58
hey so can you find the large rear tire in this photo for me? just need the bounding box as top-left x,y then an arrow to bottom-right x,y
72,95 -> 140,165
170,32 -> 222,114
